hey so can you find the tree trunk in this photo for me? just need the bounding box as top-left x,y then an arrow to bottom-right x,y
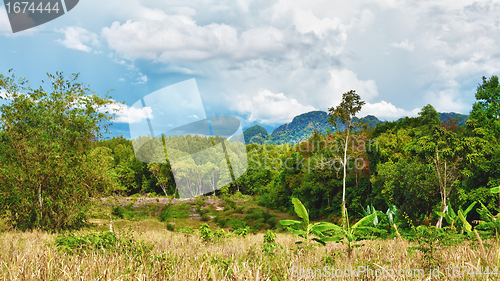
38,183 -> 43,226
436,202 -> 446,228
342,124 -> 350,228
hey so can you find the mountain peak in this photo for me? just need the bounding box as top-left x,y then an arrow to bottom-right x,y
242,110 -> 469,145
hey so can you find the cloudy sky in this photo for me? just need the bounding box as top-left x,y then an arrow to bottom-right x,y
1,0 -> 499,138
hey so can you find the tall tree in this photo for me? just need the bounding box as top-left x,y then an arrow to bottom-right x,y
0,70 -> 116,231
328,90 -> 365,227
466,75 -> 500,208
469,75 -> 500,139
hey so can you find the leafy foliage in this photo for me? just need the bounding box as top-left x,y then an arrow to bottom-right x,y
262,230 -> 282,254
280,198 -> 339,246
54,229 -> 152,256
323,212 -> 386,258
0,70 -> 116,231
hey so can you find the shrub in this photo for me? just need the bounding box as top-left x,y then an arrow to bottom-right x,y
198,223 -> 227,243
213,229 -> 227,241
214,216 -> 228,228
112,206 -> 126,219
199,223 -> 213,243
263,230 -> 282,254
228,218 -> 247,230
233,227 -> 249,237
158,204 -> 190,222
225,199 -> 237,210
0,71 -> 117,231
54,229 -> 152,256
166,223 -> 175,231
196,199 -> 206,207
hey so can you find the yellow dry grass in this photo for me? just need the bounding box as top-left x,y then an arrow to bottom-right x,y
0,229 -> 499,280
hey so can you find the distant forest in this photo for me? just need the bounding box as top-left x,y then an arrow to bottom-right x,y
91,76 -> 500,228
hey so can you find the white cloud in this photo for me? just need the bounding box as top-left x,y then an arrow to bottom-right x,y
327,69 -> 379,103
425,89 -> 468,113
293,8 -> 344,38
100,4 -> 348,63
0,6 -> 11,34
101,16 -> 239,62
79,0 -> 500,126
390,39 -> 414,52
135,73 -> 148,84
106,102 -> 153,124
235,89 -> 316,124
56,27 -> 99,52
359,100 -> 420,119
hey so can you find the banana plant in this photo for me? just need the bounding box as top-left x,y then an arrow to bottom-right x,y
279,198 -> 339,246
363,205 -> 379,226
323,211 -> 386,257
491,186 -> 500,194
436,202 -> 476,233
386,204 -> 402,241
474,200 -> 500,239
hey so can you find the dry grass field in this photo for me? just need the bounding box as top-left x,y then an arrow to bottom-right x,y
0,227 -> 499,280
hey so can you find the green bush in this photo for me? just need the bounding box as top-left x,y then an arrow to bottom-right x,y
198,223 -> 227,243
214,216 -> 228,228
233,227 -> 249,237
228,218 -> 247,230
225,199 -> 237,210
263,230 -> 282,254
54,229 -> 152,256
213,229 -> 227,241
196,199 -> 206,207
244,208 -> 278,230
0,71 -> 117,231
112,206 -> 126,219
195,206 -> 209,216
158,204 -> 190,222
166,223 -> 175,231
199,223 -> 213,243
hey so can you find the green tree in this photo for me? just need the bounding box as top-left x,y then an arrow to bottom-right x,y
408,106 -> 466,228
0,70 -> 116,231
328,90 -> 366,227
469,75 -> 500,138
465,75 -> 500,209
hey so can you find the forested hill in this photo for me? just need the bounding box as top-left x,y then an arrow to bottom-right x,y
438,112 -> 469,126
242,110 -> 469,144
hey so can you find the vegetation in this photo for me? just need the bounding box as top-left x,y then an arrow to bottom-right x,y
0,70 -> 116,231
2,70 -> 500,279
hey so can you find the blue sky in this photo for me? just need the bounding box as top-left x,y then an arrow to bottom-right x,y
2,0 -> 500,138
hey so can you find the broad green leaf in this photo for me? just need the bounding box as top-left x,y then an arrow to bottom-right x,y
279,220 -> 302,226
312,222 -> 342,232
491,186 -> 500,194
291,198 -> 309,225
373,211 -> 379,226
352,213 -> 377,229
322,237 -> 342,243
356,226 -> 387,233
463,201 -> 477,216
448,203 -> 457,218
311,229 -> 324,238
435,212 -> 447,217
457,210 -> 472,233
